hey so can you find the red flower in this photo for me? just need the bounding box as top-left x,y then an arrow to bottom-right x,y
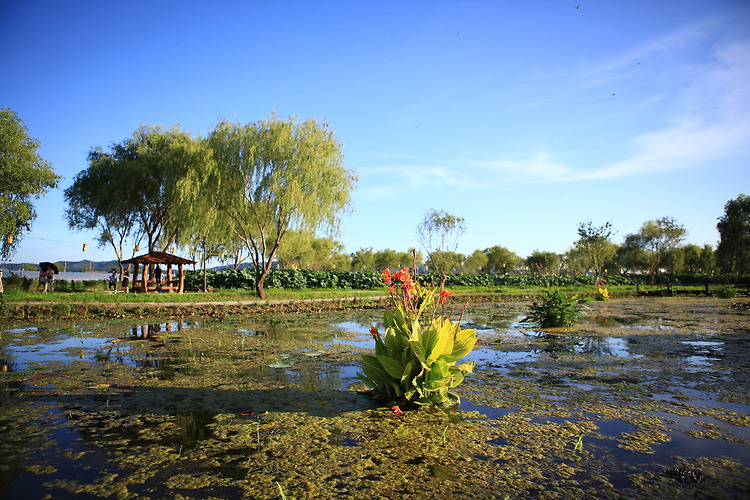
439,290 -> 454,305
391,405 -> 404,416
369,326 -> 380,340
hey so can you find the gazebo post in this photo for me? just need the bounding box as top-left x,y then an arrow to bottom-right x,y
133,263 -> 140,292
178,264 -> 185,293
141,264 -> 148,292
167,265 -> 173,292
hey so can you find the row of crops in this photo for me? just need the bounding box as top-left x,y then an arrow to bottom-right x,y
183,268 -> 749,291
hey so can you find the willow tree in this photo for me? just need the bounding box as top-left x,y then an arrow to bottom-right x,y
66,125 -> 210,269
205,115 -> 356,298
0,108 -> 60,258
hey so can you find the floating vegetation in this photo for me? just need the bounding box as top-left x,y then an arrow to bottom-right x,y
0,298 -> 748,498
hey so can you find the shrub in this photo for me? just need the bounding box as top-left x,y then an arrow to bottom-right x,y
716,286 -> 738,298
524,290 -> 585,328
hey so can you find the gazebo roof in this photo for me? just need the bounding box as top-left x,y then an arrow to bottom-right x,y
122,251 -> 196,266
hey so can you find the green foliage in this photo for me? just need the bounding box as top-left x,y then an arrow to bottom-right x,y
182,268 -> 750,292
717,194 -> 750,274
358,268 -> 477,407
0,108 -> 60,258
575,220 -> 616,282
525,250 -> 560,275
483,245 -> 522,274
524,290 -> 585,328
715,286 -> 738,299
624,216 -> 686,284
67,124 -> 210,264
204,114 -> 357,298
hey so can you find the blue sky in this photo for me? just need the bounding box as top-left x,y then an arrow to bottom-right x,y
2,0 -> 749,265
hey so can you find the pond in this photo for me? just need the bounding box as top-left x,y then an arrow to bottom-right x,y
1,298 -> 748,498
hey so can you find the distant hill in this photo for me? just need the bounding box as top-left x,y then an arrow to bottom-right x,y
2,260 -> 121,272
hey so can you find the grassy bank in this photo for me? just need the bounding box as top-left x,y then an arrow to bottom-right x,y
0,282 -> 743,322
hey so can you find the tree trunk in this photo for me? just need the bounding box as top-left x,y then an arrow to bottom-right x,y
255,273 -> 267,299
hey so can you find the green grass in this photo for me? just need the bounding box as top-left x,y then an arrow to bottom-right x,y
0,283 -> 733,306
0,287 -> 389,304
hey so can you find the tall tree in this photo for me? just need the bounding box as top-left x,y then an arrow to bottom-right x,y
427,250 -> 464,274
351,247 -> 377,271
681,243 -> 714,273
626,217 -> 686,284
525,250 -> 560,275
615,234 -> 650,273
716,194 -> 750,274
416,209 -> 466,277
204,115 -> 356,298
276,230 -> 348,270
123,125 -> 211,253
576,220 -> 615,284
484,245 -> 522,274
463,249 -> 489,275
67,125 -> 210,268
0,108 -> 60,258
65,148 -> 137,274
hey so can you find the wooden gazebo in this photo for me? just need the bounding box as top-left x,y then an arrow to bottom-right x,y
121,251 -> 196,293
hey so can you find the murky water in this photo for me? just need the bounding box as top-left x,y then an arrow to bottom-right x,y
1,298 -> 748,498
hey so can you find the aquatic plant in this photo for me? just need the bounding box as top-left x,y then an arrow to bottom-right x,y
716,285 -> 738,298
358,267 -> 477,407
524,290 -> 585,328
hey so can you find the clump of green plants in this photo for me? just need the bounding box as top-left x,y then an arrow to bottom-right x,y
524,290 -> 585,328
358,267 -> 477,407
716,286 -> 738,298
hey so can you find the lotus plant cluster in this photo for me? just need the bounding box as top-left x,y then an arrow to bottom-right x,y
358,267 -> 477,407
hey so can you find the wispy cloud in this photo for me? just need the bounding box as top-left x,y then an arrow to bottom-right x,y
578,38 -> 750,180
358,25 -> 750,193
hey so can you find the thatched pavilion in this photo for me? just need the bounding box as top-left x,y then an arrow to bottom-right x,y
121,251 -> 196,293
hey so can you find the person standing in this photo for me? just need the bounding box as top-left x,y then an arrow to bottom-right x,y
121,268 -> 130,293
45,268 -> 54,292
0,268 -> 4,294
38,268 -> 47,292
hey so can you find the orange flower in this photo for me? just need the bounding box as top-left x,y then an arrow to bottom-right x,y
439,289 -> 454,305
391,268 -> 411,283
369,326 -> 380,340
381,268 -> 392,285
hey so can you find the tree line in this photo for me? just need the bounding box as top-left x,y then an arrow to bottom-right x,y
2,108 -> 749,296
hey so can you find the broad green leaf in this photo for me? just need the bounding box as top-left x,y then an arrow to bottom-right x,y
428,319 -> 455,361
376,354 -> 405,380
408,339 -> 427,366
442,328 -> 477,363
